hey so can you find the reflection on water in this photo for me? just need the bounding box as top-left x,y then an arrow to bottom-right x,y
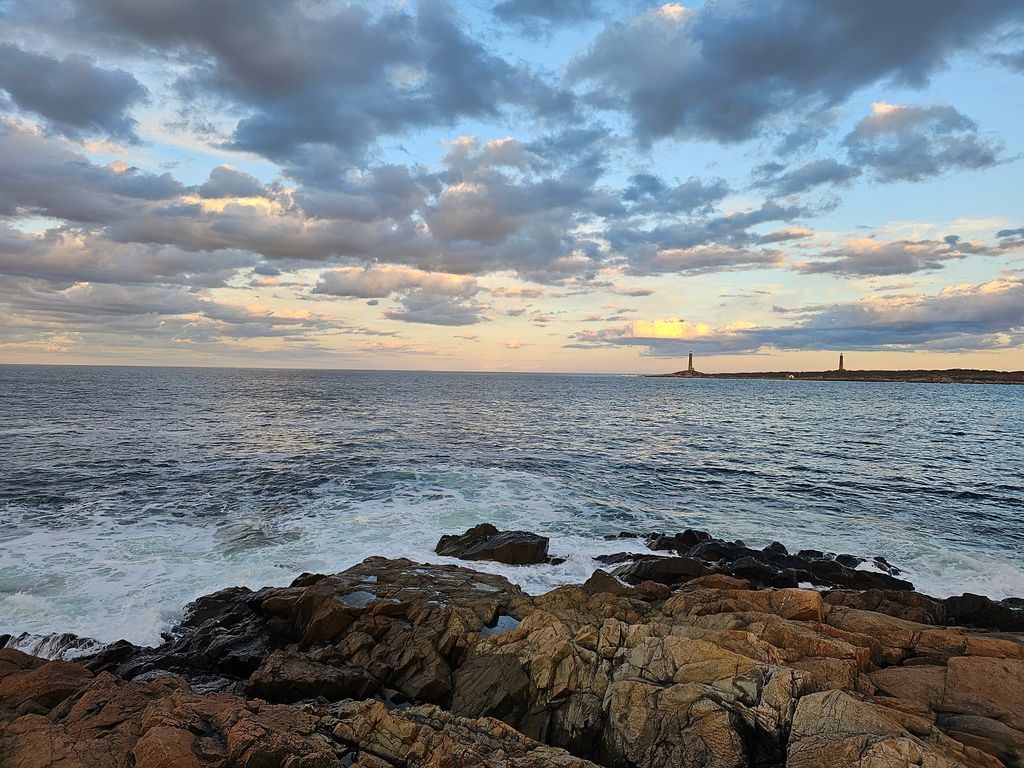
1,365 -> 1022,643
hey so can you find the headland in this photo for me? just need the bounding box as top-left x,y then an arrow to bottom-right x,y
654,367 -> 1024,384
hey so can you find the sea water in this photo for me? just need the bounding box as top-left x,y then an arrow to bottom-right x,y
1,365 -> 1022,646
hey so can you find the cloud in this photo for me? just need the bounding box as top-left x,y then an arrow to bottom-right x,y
314,265 -> 487,326
383,289 -> 488,326
619,174 -> 730,215
0,228 -> 255,288
0,278 -> 337,346
0,43 -> 146,140
843,102 -> 1002,182
313,266 -> 478,299
610,200 -> 810,274
0,122 -> 185,223
15,0 -> 573,173
795,236 -> 1004,277
198,166 -> 267,199
754,159 -> 861,196
568,0 -> 1022,145
572,277 -> 1024,355
991,50 -> 1024,73
493,0 -> 604,31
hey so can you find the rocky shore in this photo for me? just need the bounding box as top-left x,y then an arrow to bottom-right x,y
3,526 -> 1024,767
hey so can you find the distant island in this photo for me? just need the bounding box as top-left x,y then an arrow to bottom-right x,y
654,352 -> 1024,384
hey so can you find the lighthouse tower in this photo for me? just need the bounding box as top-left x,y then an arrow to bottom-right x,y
839,353 -> 845,372
688,351 -> 694,373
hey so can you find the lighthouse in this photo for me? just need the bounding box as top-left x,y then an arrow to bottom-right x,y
688,351 -> 694,373
839,353 -> 845,372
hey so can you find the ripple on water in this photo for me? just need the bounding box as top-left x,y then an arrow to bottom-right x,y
0,367 -> 1022,644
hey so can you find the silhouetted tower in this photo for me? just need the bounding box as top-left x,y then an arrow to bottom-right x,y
839,353 -> 845,372
688,351 -> 694,373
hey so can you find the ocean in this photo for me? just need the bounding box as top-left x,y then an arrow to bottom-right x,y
1,365 -> 1022,646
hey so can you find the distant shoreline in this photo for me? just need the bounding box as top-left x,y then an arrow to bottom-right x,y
652,368 -> 1024,385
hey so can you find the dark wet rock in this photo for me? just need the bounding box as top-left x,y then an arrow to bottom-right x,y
763,540 -> 789,556
611,555 -> 710,586
435,523 -> 550,565
652,532 -> 916,592
944,592 -> 1024,632
645,529 -> 711,551
602,531 -> 641,540
592,551 -> 640,565
873,555 -> 902,575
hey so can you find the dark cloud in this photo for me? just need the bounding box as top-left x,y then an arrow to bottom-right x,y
198,166 -> 267,199
754,159 -> 861,196
0,228 -> 255,288
991,50 -> 1024,72
0,122 -> 185,224
843,103 -> 1002,182
0,278 -> 336,344
795,236 -> 1001,276
313,266 -> 478,300
383,289 -> 488,325
572,277 -> 1024,354
620,174 -> 730,215
492,0 -> 613,36
17,0 -> 574,174
0,43 -> 146,140
568,0 -> 1023,145
609,200 -> 810,274
996,227 -> 1024,238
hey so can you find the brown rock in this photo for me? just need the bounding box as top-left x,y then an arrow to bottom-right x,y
0,650 -> 94,716
942,656 -> 1024,730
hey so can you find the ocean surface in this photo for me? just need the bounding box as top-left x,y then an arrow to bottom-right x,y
1,365 -> 1022,647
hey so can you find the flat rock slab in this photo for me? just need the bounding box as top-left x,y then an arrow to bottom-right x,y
436,524 -> 550,565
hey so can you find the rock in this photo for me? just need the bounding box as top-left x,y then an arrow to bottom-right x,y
246,649 -> 374,703
763,541 -> 788,556
435,524 -> 549,565
4,541 -> 1024,768
945,592 -> 1024,631
824,588 -> 946,624
677,573 -> 751,591
603,531 -> 641,540
0,648 -> 94,716
635,581 -> 672,601
592,551 -> 639,565
788,690 -> 991,768
330,699 -> 601,767
580,569 -> 634,597
938,714 -> 1024,767
942,656 -> 1024,731
78,557 -> 527,705
611,555 -> 709,586
645,529 -> 711,552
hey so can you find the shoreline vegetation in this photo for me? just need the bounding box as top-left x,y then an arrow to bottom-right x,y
653,367 -> 1024,385
3,525 -> 1024,767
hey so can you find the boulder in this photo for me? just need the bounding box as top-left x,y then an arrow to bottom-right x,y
611,555 -> 709,585
435,524 -> 550,565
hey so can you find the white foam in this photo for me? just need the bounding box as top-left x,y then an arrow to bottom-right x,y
3,462 -> 1024,646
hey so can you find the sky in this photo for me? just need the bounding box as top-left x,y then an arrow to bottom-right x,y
0,0 -> 1022,373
